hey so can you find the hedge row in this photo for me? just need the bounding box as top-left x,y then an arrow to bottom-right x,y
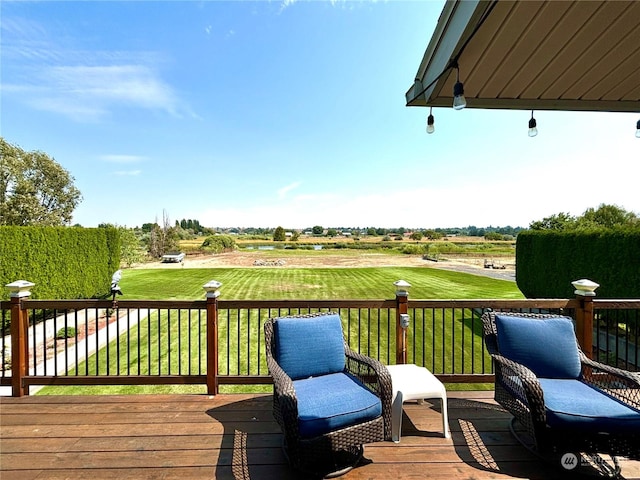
0,226 -> 120,300
516,228 -> 640,298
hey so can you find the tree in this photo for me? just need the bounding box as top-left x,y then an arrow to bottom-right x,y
484,232 -> 504,241
312,225 -> 324,235
147,210 -> 180,257
529,205 -> 638,231
273,226 -> 286,241
410,231 -> 423,241
118,227 -> 146,267
1,137 -> 82,225
578,204 -> 638,229
423,229 -> 443,240
327,228 -> 337,237
529,212 -> 576,230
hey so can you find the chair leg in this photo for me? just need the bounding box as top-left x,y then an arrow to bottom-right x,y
509,419 -> 623,478
283,436 -> 365,479
582,453 -> 621,478
440,396 -> 450,439
322,445 -> 365,479
391,392 -> 404,443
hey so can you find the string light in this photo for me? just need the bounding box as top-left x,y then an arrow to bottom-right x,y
452,66 -> 466,110
528,111 -> 538,137
426,107 -> 435,134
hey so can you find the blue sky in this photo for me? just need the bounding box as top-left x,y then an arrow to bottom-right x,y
2,0 -> 638,230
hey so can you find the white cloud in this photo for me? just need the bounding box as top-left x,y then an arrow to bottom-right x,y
2,15 -> 192,122
277,181 -> 302,199
280,0 -> 298,10
8,63 -> 189,122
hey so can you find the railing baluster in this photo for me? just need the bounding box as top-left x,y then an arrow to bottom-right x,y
3,297 -> 636,393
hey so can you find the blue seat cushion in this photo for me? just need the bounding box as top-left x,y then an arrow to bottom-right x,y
496,315 -> 581,378
293,372 -> 382,439
274,314 -> 346,380
540,378 -> 640,433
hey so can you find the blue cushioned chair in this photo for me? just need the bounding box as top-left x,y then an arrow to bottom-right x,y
265,313 -> 392,477
482,311 -> 640,476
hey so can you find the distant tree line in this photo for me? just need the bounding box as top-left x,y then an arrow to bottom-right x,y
528,204 -> 639,230
225,225 -> 523,241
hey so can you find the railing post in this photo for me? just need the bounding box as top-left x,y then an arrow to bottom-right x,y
572,279 -> 599,360
394,280 -> 411,365
6,280 -> 35,397
204,280 -> 222,396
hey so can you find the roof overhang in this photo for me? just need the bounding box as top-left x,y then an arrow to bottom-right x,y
406,0 -> 640,113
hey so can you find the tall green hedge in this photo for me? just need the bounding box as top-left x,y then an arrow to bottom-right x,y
0,226 -> 120,300
516,228 -> 640,298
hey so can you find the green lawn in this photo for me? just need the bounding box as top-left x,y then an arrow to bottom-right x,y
37,267 -> 521,395
119,266 -> 523,300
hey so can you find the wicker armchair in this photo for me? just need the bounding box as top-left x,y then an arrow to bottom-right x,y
264,312 -> 392,477
482,311 -> 640,476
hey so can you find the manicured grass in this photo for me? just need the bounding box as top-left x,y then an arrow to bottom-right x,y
119,266 -> 523,300
37,267 -> 521,395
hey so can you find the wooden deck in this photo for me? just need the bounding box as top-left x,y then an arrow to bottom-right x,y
1,391 -> 639,480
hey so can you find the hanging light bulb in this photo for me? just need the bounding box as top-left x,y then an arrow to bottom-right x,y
636,119 -> 640,138
528,110 -> 538,137
426,107 -> 435,134
452,66 -> 466,110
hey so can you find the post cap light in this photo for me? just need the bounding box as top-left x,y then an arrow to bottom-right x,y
203,280 -> 222,298
6,280 -> 35,298
393,279 -> 411,296
572,279 -> 599,297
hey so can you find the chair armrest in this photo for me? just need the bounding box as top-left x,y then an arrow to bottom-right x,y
580,352 -> 640,409
345,347 -> 393,440
266,353 -> 300,444
492,353 -> 546,424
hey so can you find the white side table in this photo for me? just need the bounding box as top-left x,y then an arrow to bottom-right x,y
386,363 -> 450,442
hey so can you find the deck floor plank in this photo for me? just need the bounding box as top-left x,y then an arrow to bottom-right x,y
2,391 -> 639,480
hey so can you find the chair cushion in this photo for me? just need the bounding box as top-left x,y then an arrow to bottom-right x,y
274,314 -> 345,380
539,378 -> 640,433
495,315 -> 581,378
293,372 -> 382,439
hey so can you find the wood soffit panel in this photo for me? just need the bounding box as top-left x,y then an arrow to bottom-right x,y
407,0 -> 640,112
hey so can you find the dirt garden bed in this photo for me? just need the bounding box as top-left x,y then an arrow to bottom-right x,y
134,250 -> 516,281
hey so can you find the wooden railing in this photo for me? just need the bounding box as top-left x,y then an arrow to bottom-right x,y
1,281 -> 638,396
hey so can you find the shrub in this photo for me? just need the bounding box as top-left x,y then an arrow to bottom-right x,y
401,244 -> 427,255
201,235 -> 237,253
55,327 -> 77,339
